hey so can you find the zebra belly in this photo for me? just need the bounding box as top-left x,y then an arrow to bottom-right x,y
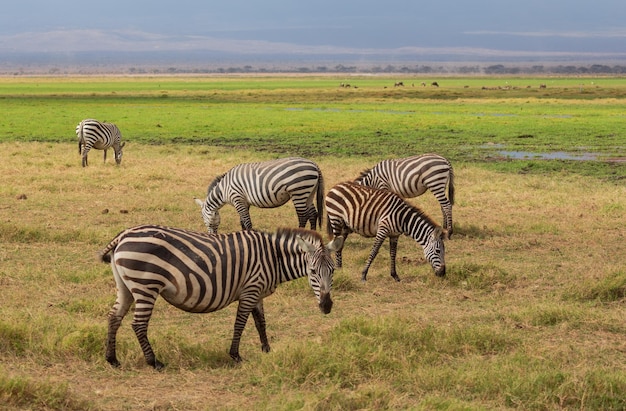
247,187 -> 291,208
391,183 -> 427,199
92,141 -> 109,150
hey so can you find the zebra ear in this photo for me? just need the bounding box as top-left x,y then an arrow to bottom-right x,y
194,198 -> 204,208
296,235 -> 317,253
326,236 -> 344,252
120,141 -> 126,148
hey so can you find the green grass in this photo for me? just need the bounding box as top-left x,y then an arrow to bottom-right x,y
1,76 -> 625,181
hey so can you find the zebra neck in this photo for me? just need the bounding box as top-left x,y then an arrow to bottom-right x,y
274,240 -> 306,284
403,213 -> 435,246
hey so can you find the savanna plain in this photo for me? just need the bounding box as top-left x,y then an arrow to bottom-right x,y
0,75 -> 625,410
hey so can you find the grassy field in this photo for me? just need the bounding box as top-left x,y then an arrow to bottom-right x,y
0,76 -> 625,410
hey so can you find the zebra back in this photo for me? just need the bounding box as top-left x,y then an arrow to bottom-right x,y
325,182 -> 446,278
198,157 -> 324,233
326,182 -> 439,241
355,153 -> 455,235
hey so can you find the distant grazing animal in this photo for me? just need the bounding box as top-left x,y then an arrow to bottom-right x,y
354,153 -> 455,237
539,84 -> 547,89
194,157 -> 324,234
76,119 -> 125,167
431,81 -> 439,87
100,224 -> 343,368
394,81 -> 404,87
325,182 -> 446,282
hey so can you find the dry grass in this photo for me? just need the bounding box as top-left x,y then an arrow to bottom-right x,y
1,142 -> 624,410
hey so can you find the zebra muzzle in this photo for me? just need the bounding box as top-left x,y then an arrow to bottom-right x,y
319,292 -> 333,314
435,265 -> 446,277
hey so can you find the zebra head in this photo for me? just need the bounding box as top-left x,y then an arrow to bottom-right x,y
422,226 -> 446,277
114,141 -> 126,165
194,198 -> 221,234
296,234 -> 344,314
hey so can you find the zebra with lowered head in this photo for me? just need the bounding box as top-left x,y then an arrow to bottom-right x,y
326,181 -> 446,282
76,119 -> 126,167
194,157 -> 324,234
355,153 -> 455,237
100,224 -> 343,369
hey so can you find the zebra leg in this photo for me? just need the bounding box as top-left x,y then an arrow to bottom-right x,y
334,232 -> 349,268
441,202 -> 453,238
296,205 -> 316,230
103,148 -> 108,164
130,296 -> 163,370
361,231 -> 388,282
106,264 -> 133,367
234,202 -> 253,230
388,236 -> 401,282
251,300 -> 270,353
229,297 -> 256,362
81,146 -> 91,167
305,204 -> 318,230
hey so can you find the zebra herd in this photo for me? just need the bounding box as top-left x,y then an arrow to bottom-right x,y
88,119 -> 455,368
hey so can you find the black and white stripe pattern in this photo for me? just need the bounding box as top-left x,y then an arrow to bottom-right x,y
100,224 -> 343,368
326,182 -> 446,282
355,153 -> 455,237
194,157 -> 324,234
76,119 -> 125,167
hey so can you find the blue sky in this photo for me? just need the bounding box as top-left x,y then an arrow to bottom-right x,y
1,1 -> 625,59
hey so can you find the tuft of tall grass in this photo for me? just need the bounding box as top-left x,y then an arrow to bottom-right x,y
565,271 -> 626,303
0,371 -> 94,410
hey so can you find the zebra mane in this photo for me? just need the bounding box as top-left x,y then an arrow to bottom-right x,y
405,202 -> 439,228
206,173 -> 226,196
353,168 -> 372,183
275,227 -> 323,245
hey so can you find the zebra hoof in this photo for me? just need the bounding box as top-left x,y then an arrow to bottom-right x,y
149,359 -> 165,371
106,357 -> 121,368
261,344 -> 271,353
230,352 -> 243,363
392,275 -> 401,282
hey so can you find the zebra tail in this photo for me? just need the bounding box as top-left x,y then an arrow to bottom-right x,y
99,229 -> 126,263
448,167 -> 455,206
77,121 -> 84,154
316,172 -> 325,229
325,214 -> 333,239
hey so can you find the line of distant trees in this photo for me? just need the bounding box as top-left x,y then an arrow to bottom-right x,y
121,63 -> 626,75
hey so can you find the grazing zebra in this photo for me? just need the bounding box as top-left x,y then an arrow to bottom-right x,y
100,224 -> 343,369
355,153 -> 455,237
194,157 -> 324,234
76,119 -> 126,167
326,182 -> 446,282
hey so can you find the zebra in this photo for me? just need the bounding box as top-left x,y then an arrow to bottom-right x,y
76,119 -> 126,167
99,224 -> 343,369
325,181 -> 446,282
354,153 -> 455,238
194,157 -> 324,234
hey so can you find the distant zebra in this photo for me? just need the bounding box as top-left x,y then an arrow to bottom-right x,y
100,224 -> 343,368
76,119 -> 126,167
355,153 -> 455,237
194,157 -> 324,234
326,182 -> 446,282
